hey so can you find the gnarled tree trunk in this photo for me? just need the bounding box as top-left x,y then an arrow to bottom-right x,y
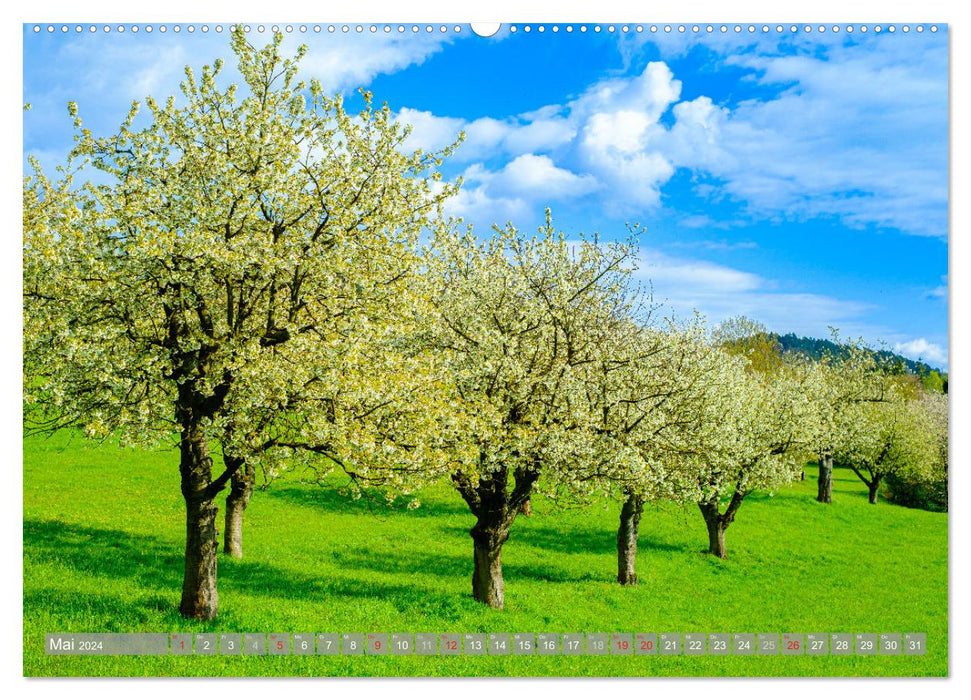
471,528 -> 508,609
848,464 -> 881,506
179,428 -> 220,621
468,470 -> 513,609
817,451 -> 834,504
868,475 -> 882,505
454,462 -> 539,610
697,489 -> 746,560
223,456 -> 254,559
617,491 -> 644,585
699,501 -> 728,559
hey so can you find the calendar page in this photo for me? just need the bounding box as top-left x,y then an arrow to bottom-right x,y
22,17 -> 949,680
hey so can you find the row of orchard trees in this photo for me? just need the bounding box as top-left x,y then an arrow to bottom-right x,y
23,33 -> 948,619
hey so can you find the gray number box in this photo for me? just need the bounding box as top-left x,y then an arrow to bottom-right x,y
293,634 -> 314,655
513,633 -> 535,655
415,633 -> 437,655
659,633 -> 680,655
708,633 -> 730,656
244,633 -> 266,655
855,633 -> 877,656
635,633 -> 657,655
904,632 -> 927,656
806,633 -> 828,655
367,633 -> 389,655
317,634 -> 339,655
733,633 -> 755,655
831,633 -> 853,655
440,633 -> 461,655
537,633 -> 559,655
342,633 -> 364,655
880,633 -> 901,655
170,633 -> 192,655
757,633 -> 779,655
611,633 -> 632,655
195,633 -> 216,656
464,633 -> 486,655
586,633 -> 608,655
219,633 -> 242,655
562,633 -> 584,655
904,633 -> 926,655
391,633 -> 413,655
684,633 -> 705,655
489,633 -> 510,655
782,633 -> 804,655
269,633 -> 290,655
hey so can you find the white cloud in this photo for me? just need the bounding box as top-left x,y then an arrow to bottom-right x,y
632,248 -> 876,340
493,154 -> 599,198
502,118 -> 575,154
925,275 -> 948,300
443,184 -> 530,230
395,110 -> 575,162
635,248 -> 762,295
396,107 -> 465,154
294,33 -> 455,93
447,155 -> 599,228
894,338 -> 948,367
704,39 -> 948,237
403,36 -> 946,238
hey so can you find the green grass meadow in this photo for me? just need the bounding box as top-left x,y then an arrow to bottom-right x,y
23,432 -> 948,677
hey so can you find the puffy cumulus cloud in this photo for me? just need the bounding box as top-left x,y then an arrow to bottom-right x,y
443,185 -> 531,230
445,156 -> 599,228
894,338 -> 948,367
396,60 -> 688,218
492,154 -> 600,198
396,109 -> 575,162
571,62 -> 684,211
396,107 -> 465,154
571,61 -> 682,122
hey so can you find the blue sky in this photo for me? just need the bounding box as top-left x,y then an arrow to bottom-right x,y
22,23 -> 949,368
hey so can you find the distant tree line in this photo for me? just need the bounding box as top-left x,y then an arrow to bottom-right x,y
775,333 -> 947,393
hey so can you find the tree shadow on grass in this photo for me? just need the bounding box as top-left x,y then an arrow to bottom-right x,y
327,540 -> 613,585
261,485 -> 472,519
511,524 -> 685,556
23,519 -> 473,620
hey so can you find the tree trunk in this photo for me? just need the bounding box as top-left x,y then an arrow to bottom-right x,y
698,501 -> 727,559
454,461 -> 538,610
471,536 -> 505,609
868,475 -> 881,505
223,458 -> 253,559
178,429 -> 219,621
617,492 -> 644,585
817,452 -> 834,504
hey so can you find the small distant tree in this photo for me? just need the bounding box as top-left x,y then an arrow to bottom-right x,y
712,316 -> 783,374
813,338 -> 899,504
23,32 -> 455,619
833,387 -> 940,505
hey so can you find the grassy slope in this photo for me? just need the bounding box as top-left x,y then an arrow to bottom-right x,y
23,432 -> 948,677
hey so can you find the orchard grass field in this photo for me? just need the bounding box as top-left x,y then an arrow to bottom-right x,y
23,432 -> 947,677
